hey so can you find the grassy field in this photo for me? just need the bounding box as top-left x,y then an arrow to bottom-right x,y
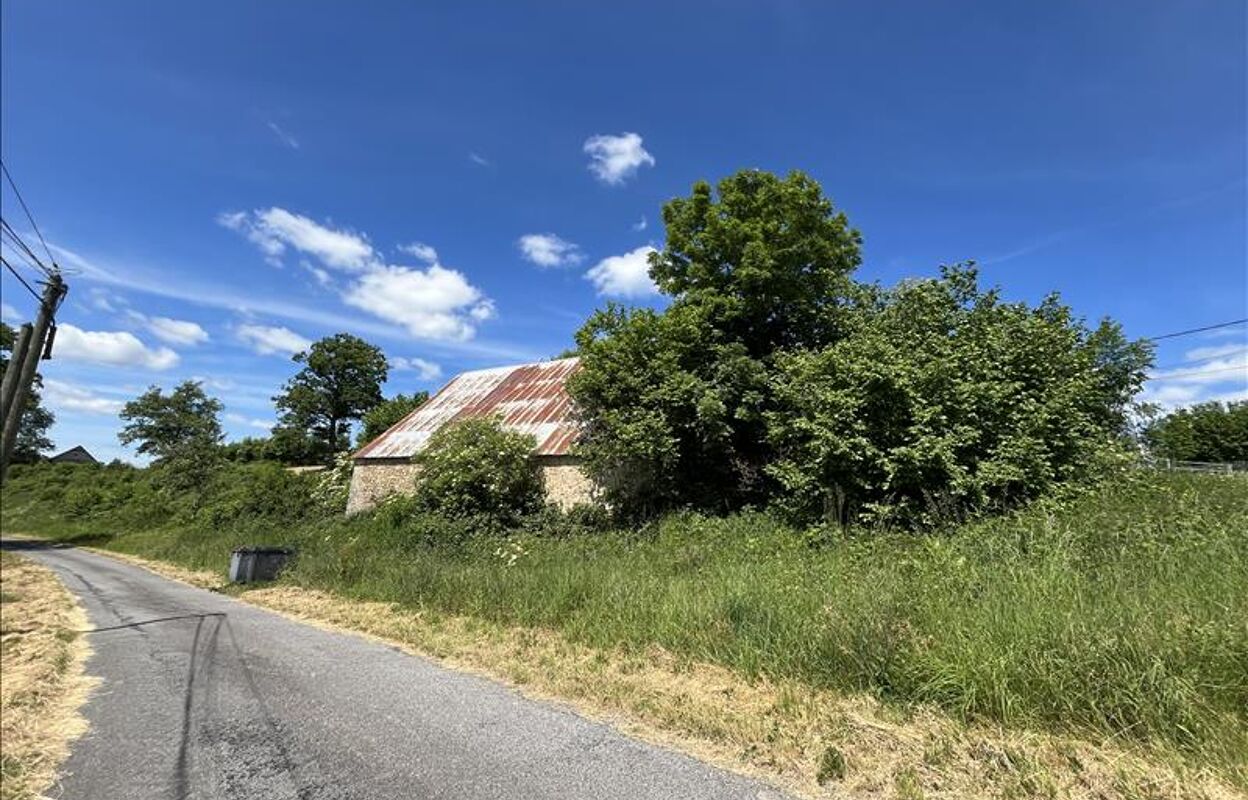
2,462 -> 1245,791
0,550 -> 95,800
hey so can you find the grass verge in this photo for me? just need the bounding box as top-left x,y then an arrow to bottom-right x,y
0,551 -> 95,800
84,546 -> 1245,799
2,462 -> 1246,797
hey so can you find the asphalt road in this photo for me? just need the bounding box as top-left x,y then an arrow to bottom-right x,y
5,541 -> 788,800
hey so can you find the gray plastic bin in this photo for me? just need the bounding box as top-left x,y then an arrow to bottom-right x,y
229,546 -> 295,583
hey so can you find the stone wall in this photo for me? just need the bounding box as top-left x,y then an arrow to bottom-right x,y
539,456 -> 596,510
346,455 -> 595,515
346,459 -> 421,515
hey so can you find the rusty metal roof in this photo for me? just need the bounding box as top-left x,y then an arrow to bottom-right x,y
353,357 -> 582,460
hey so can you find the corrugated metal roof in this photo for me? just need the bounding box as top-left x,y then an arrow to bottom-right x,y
353,357 -> 582,460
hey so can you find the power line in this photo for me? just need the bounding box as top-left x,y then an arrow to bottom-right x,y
1145,318 -> 1247,341
0,160 -> 56,272
0,214 -> 49,274
0,255 -> 43,303
1145,365 -> 1247,382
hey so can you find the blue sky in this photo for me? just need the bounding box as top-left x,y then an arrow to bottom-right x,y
2,1 -> 1245,462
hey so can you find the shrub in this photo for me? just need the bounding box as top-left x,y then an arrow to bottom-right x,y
412,417 -> 543,521
766,265 -> 1151,526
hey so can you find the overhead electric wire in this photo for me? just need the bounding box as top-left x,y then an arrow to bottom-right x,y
1,255 -> 43,303
0,218 -> 49,274
1145,318 -> 1247,341
1145,365 -> 1248,382
0,160 -> 56,272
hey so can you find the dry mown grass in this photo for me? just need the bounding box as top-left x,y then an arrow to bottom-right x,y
0,551 -> 95,800
92,549 -> 1242,800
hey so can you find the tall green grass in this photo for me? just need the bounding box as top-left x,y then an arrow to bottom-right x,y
3,462 -> 1245,780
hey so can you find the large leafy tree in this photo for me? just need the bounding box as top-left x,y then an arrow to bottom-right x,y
119,381 -> 224,481
766,265 -> 1152,526
570,170 -> 864,515
273,333 -> 388,458
1,322 -> 55,462
1144,401 -> 1248,463
356,391 -> 429,448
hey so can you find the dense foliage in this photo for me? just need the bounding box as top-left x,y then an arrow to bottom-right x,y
768,266 -> 1150,525
274,333 -> 388,459
4,462 -> 1245,782
570,170 -> 864,514
412,417 -> 543,521
118,381 -> 223,485
357,392 -> 429,448
570,169 -> 1152,523
0,321 -> 55,462
1145,400 -> 1248,463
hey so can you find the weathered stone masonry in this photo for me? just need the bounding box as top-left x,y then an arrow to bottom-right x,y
346,455 -> 594,515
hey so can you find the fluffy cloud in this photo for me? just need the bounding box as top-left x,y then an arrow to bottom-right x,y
53,324 -> 179,370
237,323 -> 312,357
220,208 -> 374,271
1,302 -> 20,322
344,265 -> 494,341
390,356 -> 442,380
517,233 -> 583,268
220,208 -> 496,342
42,379 -> 124,415
143,316 -> 209,346
1140,346 -> 1248,410
226,412 -> 275,431
399,242 -> 439,263
585,246 -> 659,298
583,132 -> 655,185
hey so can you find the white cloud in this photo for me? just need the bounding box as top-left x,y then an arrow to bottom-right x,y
632,215 -> 648,232
237,323 -> 312,357
220,208 -> 374,271
88,287 -> 126,312
344,265 -> 494,341
226,412 -> 275,431
1,302 -> 20,322
583,132 -> 655,185
469,152 -> 490,167
144,316 -> 209,346
390,356 -> 442,380
218,210 -> 498,344
303,262 -> 333,288
585,246 -> 659,298
1141,349 -> 1248,410
54,240 -> 529,360
517,233 -> 583,268
399,242 -> 439,263
53,324 -> 179,370
266,121 -> 300,150
1182,343 -> 1246,362
42,379 -> 124,415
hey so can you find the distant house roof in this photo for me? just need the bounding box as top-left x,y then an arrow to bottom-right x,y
49,445 -> 98,464
354,357 -> 581,461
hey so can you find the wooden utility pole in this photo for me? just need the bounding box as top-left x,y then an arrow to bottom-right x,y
0,322 -> 33,422
0,273 -> 67,481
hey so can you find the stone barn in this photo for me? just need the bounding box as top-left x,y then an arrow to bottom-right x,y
346,357 -> 593,514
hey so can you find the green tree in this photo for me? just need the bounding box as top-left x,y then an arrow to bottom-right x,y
413,417 -> 542,520
1144,401 -> 1248,463
273,333 -> 388,459
1,322 -> 55,462
119,381 -> 224,481
569,169 -> 864,515
766,265 -> 1152,526
357,391 -> 429,448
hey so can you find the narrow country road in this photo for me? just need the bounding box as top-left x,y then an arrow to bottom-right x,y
4,540 -> 789,800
